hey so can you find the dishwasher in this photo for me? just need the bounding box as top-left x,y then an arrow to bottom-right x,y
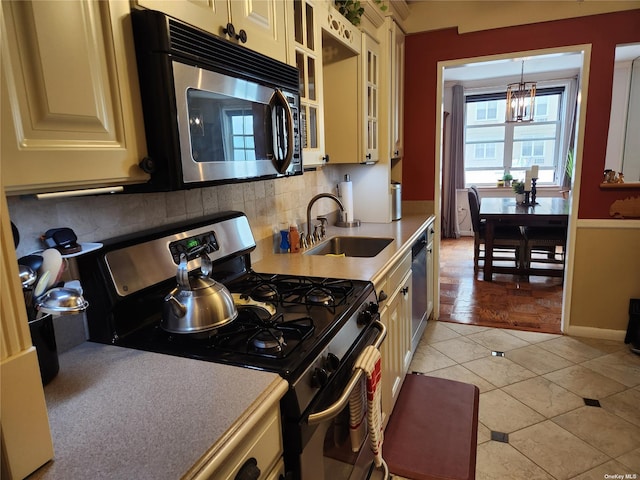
411,230 -> 429,352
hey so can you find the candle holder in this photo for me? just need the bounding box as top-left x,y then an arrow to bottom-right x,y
524,191 -> 531,206
531,178 -> 538,205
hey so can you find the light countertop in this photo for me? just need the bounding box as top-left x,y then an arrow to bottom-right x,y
253,213 -> 435,287
28,213 -> 434,479
30,343 -> 287,479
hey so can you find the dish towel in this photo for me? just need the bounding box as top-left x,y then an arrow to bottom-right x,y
348,345 -> 385,469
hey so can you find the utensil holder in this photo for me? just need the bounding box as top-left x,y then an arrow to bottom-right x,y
28,314 -> 59,385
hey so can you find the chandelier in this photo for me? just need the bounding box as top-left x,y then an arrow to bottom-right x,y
506,61 -> 536,123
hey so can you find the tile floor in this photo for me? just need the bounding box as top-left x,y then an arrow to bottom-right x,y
439,237 -> 563,334
392,320 -> 640,480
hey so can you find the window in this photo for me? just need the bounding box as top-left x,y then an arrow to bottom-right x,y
226,110 -> 256,161
464,88 -> 564,186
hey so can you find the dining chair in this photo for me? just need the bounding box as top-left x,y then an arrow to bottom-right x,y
523,226 -> 567,273
467,189 -> 526,275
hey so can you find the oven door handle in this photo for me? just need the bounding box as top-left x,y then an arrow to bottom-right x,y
307,320 -> 387,426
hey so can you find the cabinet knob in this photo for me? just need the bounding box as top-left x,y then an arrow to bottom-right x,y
365,153 -> 372,160
223,22 -> 236,39
235,458 -> 260,480
237,29 -> 248,43
322,154 -> 330,163
378,290 -> 388,302
401,286 -> 409,296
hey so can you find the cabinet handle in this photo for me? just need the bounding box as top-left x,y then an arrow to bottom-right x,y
322,154 -> 330,163
365,153 -> 372,160
402,286 -> 409,296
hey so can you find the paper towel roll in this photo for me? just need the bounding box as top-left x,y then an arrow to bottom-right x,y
339,180 -> 354,222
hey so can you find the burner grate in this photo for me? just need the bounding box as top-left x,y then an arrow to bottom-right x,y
212,311 -> 314,358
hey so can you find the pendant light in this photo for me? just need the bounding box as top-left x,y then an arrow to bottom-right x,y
506,61 -> 536,122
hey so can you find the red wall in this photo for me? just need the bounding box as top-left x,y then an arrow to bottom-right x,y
404,9 -> 640,218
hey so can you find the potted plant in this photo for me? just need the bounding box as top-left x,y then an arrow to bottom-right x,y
502,172 -> 513,187
512,180 -> 525,204
334,0 -> 365,26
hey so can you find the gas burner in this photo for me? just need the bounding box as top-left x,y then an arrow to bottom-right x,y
306,288 -> 333,306
212,313 -> 314,358
250,284 -> 279,303
252,329 -> 286,351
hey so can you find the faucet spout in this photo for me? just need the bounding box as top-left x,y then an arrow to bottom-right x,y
306,193 -> 345,244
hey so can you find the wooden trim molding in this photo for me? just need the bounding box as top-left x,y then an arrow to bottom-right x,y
1,187 -> 54,478
609,195 -> 640,218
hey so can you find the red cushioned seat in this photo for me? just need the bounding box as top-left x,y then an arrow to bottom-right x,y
384,374 -> 479,480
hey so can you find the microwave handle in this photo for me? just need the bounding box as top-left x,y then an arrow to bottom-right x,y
270,89 -> 294,174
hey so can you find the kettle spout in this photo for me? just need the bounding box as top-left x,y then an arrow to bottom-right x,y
165,294 -> 187,318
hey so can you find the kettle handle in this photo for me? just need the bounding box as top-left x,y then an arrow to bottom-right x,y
177,253 -> 190,289
200,251 -> 212,277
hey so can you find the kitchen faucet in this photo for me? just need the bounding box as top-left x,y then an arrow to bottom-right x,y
305,193 -> 345,247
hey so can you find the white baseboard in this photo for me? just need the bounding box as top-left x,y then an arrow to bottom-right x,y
566,325 -> 627,342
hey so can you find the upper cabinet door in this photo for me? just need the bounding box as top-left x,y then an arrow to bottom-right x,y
135,0 -> 289,64
1,0 -> 149,195
294,0 -> 325,167
363,32 -> 380,163
390,20 -> 404,161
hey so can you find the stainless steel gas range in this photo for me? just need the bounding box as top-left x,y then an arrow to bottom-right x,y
76,211 -> 385,480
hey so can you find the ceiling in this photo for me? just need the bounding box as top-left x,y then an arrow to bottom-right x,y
443,43 -> 640,82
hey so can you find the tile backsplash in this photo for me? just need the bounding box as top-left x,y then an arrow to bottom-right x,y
8,168 -> 342,260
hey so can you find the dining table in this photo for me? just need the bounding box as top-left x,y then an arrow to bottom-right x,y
479,196 -> 570,281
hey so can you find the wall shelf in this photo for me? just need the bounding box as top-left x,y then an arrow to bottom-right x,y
599,183 -> 640,189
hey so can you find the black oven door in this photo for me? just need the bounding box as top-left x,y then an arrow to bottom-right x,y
297,321 -> 386,480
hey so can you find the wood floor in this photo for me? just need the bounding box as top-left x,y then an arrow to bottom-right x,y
438,237 -> 563,334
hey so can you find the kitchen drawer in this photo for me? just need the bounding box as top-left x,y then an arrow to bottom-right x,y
201,405 -> 283,480
388,252 -> 411,295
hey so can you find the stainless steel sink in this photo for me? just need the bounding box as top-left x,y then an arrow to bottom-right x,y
303,236 -> 394,258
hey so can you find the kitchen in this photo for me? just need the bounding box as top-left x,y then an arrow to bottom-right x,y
2,1 -> 640,479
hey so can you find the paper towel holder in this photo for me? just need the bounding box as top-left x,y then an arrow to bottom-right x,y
336,216 -> 361,228
336,174 -> 361,228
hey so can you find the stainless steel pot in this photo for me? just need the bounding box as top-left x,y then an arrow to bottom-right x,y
161,251 -> 238,334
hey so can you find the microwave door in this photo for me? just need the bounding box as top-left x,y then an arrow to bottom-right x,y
270,89 -> 294,174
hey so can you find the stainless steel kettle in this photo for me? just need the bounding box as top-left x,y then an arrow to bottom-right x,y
161,250 -> 238,334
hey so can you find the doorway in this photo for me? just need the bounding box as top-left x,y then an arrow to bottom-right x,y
433,45 -> 592,334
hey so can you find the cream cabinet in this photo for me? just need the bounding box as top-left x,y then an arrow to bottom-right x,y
323,27 -> 380,164
1,0 -> 150,195
426,223 -> 435,321
389,19 -> 404,161
378,251 -> 412,427
135,0 -> 289,64
198,396 -> 285,480
294,0 -> 326,167
363,31 -> 381,163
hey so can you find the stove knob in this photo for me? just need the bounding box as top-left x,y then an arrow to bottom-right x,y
325,353 -> 340,372
357,310 -> 373,325
367,301 -> 379,314
311,367 -> 329,388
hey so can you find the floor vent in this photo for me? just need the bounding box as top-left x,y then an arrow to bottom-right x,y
491,431 -> 509,443
584,398 -> 601,407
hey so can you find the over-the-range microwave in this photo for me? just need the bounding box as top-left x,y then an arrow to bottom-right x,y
127,9 -> 302,192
